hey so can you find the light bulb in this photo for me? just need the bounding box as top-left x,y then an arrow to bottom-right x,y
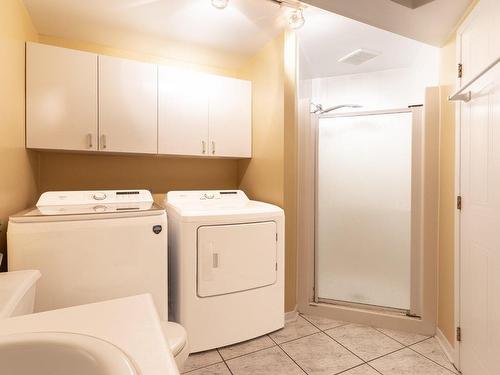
212,0 -> 229,9
288,8 -> 305,29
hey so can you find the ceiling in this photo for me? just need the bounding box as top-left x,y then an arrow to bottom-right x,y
303,0 -> 473,47
297,6 -> 439,78
23,0 -> 286,57
23,0 -> 470,68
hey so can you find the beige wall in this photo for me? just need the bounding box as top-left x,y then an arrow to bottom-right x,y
0,0 -> 39,271
237,32 -> 298,312
238,35 -> 285,207
38,153 -> 238,193
283,32 -> 299,313
437,34 -> 457,346
38,34 -> 244,78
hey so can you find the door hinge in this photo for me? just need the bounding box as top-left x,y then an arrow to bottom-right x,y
275,262 -> 278,271
458,63 -> 463,79
276,233 -> 278,242
457,196 -> 462,210
456,326 -> 462,342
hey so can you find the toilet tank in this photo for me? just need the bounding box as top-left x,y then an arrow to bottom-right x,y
0,270 -> 41,319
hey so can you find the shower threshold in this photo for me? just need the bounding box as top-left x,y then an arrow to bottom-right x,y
316,297 -> 417,318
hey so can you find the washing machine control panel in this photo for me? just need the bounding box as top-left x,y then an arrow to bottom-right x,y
37,190 -> 154,206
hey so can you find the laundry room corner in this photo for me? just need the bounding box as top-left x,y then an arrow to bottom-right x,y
237,30 -> 299,313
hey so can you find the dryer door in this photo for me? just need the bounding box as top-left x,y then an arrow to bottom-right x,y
197,221 -> 277,297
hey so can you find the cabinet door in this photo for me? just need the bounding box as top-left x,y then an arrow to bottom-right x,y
209,76 -> 252,157
99,56 -> 157,154
26,43 -> 98,151
158,66 -> 209,156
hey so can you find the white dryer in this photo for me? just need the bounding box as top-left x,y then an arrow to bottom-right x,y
7,190 -> 189,367
163,190 -> 284,352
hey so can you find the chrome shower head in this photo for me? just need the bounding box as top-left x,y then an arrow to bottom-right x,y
319,104 -> 362,114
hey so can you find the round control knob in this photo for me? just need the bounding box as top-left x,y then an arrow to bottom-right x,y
204,193 -> 215,200
92,192 -> 107,201
93,205 -> 107,213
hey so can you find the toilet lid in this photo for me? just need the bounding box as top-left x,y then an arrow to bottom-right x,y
161,321 -> 187,356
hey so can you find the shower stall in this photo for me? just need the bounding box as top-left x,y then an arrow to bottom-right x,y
314,107 -> 423,315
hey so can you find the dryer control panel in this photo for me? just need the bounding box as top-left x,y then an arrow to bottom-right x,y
167,190 -> 249,204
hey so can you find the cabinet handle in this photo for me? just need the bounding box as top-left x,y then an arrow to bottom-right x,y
211,141 -> 216,155
87,133 -> 93,149
101,134 -> 107,149
202,141 -> 206,154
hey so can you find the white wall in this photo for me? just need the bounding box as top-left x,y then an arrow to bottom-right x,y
311,64 -> 439,112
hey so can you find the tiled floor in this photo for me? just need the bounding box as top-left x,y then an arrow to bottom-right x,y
181,314 -> 458,375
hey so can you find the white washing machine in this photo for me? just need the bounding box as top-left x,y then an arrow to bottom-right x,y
163,190 -> 284,352
7,190 -> 189,367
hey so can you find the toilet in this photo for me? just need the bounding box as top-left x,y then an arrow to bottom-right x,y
0,270 -> 41,319
0,270 -> 188,370
163,322 -> 189,369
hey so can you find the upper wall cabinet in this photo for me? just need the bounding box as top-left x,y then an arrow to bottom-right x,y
26,43 -> 98,151
209,76 -> 252,158
158,67 -> 252,158
26,43 -> 252,158
158,66 -> 210,156
99,56 -> 158,154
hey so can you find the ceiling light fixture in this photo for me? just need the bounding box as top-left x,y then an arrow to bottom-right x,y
287,8 -> 305,29
269,0 -> 306,29
211,0 -> 229,9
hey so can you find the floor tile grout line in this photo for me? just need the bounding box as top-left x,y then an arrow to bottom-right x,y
373,326 -> 431,348
182,359 -> 225,374
299,314 -> 350,332
270,317 -> 371,374
365,346 -> 408,363
299,314 -> 377,364
320,331 -> 368,364
277,331 -> 371,375
407,345 -> 459,374
271,331 -> 321,345
219,337 -> 277,362
268,333 -> 309,375
366,362 -> 384,375
216,348 -> 235,375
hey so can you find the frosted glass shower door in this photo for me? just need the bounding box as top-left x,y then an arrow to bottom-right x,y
316,111 -> 412,310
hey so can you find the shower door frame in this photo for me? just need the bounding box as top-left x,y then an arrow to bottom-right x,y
313,107 -> 424,317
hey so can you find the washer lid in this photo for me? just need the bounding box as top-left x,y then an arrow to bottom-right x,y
10,190 -> 164,222
164,190 -> 283,219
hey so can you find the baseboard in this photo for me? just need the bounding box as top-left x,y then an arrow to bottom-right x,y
285,306 -> 299,323
435,327 -> 456,365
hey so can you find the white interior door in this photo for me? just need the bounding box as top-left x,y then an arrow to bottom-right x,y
26,43 -> 98,151
197,222 -> 277,297
158,66 -> 209,156
458,2 -> 500,372
459,76 -> 500,375
209,76 -> 252,157
98,55 -> 157,154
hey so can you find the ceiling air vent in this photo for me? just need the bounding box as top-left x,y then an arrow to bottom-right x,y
338,49 -> 380,66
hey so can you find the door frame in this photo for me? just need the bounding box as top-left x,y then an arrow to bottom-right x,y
296,91 -> 439,336
313,107 -> 423,316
